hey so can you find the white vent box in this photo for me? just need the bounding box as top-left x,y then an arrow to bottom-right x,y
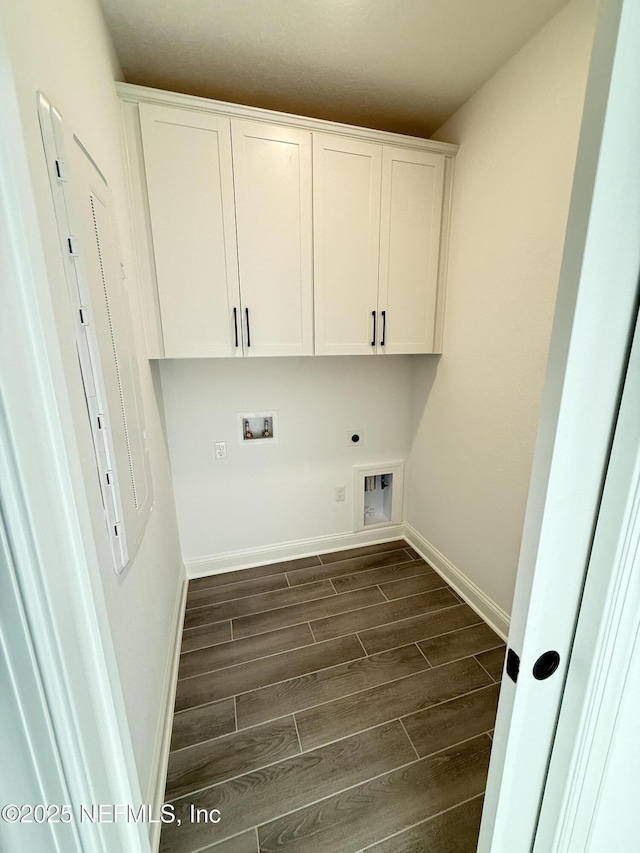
354,461 -> 404,531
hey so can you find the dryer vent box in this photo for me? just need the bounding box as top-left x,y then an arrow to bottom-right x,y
354,461 -> 404,531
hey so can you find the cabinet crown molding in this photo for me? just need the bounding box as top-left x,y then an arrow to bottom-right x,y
116,82 -> 458,157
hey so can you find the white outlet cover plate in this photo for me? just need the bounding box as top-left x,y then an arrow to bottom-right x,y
347,429 -> 364,446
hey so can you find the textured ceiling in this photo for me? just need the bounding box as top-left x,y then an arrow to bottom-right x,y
100,0 -> 571,137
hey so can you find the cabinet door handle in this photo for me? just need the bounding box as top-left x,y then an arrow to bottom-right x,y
233,307 -> 239,348
381,310 -> 386,347
245,307 -> 251,348
371,310 -> 376,347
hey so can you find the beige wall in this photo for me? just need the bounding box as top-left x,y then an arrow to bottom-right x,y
160,356 -> 413,562
0,0 -> 183,799
406,0 -> 596,615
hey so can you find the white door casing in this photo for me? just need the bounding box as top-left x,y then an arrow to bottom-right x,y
535,269 -> 640,853
533,0 -> 640,846
480,0 -> 640,848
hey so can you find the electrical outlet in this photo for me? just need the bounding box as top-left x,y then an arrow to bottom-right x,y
335,485 -> 346,502
214,441 -> 227,460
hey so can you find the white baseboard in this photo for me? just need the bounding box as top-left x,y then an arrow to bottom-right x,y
182,523 -> 510,641
148,568 -> 187,852
185,526 -> 405,579
403,523 -> 510,641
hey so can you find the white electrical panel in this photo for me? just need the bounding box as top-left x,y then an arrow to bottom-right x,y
38,94 -> 153,575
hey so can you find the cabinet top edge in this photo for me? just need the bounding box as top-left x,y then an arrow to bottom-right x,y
116,82 -> 458,156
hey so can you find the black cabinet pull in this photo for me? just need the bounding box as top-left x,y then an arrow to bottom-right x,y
233,307 -> 239,348
245,307 -> 251,347
371,310 -> 376,346
381,310 -> 386,346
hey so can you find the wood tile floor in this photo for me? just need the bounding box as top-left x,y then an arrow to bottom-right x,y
160,540 -> 506,853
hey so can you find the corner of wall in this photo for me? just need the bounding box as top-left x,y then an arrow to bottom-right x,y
404,523 -> 510,640
404,0 -> 596,626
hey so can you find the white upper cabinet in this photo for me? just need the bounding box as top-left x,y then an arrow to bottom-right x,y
139,103 -> 240,358
313,135 -> 382,355
231,120 -> 313,356
122,86 -> 456,359
313,136 -> 447,356
138,105 -> 313,358
378,147 -> 445,354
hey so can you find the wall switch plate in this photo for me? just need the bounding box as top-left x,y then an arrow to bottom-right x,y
348,430 -> 364,446
214,441 -> 227,460
335,485 -> 346,501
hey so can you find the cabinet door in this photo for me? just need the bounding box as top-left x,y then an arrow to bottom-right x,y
378,146 -> 445,354
139,104 -> 241,358
313,134 -> 382,355
231,120 -> 313,357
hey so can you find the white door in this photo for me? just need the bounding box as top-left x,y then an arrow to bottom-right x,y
139,104 -> 241,358
378,146 -> 445,354
231,120 -> 313,356
313,134 -> 382,355
480,0 -> 640,848
534,283 -> 640,852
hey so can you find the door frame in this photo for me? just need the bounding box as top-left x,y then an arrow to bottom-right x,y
532,0 -> 640,844
481,0 -> 640,848
534,248 -> 640,852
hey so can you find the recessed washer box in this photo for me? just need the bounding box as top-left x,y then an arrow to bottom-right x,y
238,411 -> 278,445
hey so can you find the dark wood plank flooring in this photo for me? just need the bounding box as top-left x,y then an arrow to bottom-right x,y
160,540 -> 505,853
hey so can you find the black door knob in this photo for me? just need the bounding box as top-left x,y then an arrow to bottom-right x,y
532,650 -> 560,681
